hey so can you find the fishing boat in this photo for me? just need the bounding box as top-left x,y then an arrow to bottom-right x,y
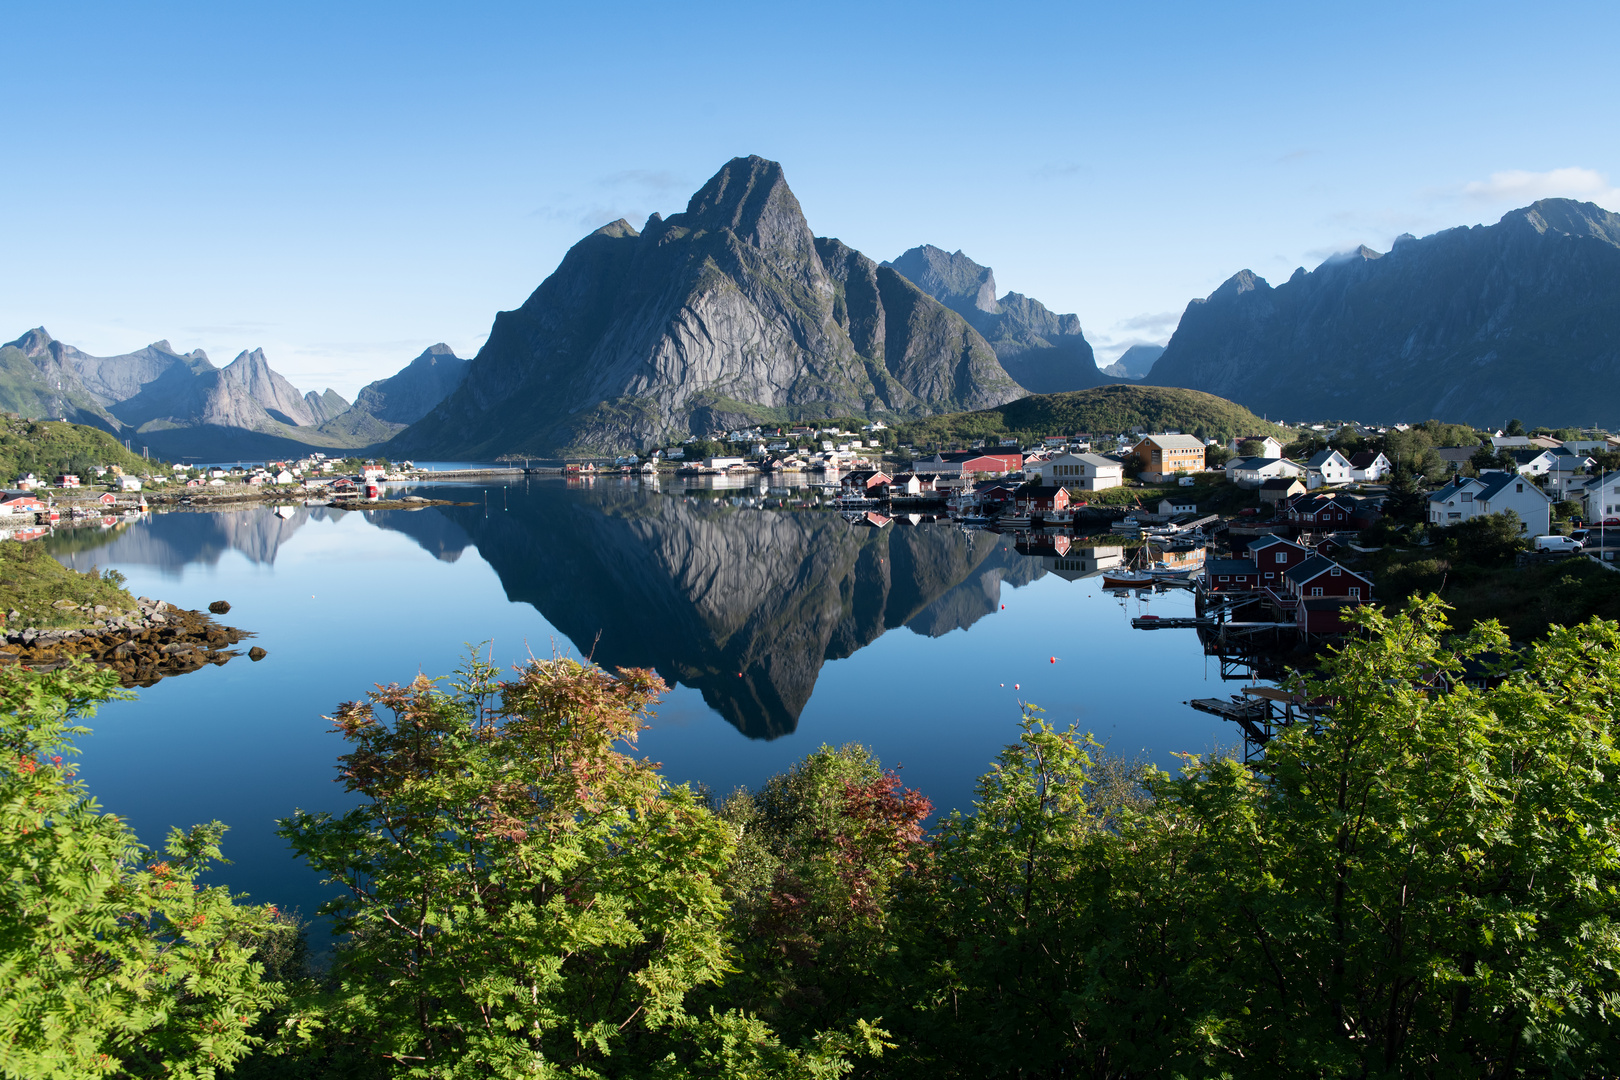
1101,571 -> 1156,589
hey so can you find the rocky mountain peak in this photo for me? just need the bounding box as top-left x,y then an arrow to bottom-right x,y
675,155 -> 810,252
7,327 -> 55,356
1514,198 -> 1620,247
886,245 -> 1000,315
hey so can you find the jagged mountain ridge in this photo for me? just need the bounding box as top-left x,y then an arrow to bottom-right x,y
0,328 -> 468,459
884,244 -> 1107,394
1103,343 -> 1163,379
389,156 -> 1025,458
1145,199 -> 1620,425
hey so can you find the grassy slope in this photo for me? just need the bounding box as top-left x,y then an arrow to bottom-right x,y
894,385 -> 1289,448
0,542 -> 138,630
0,417 -> 153,482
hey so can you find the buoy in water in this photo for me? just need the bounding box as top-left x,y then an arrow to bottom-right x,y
1014,683 -> 1020,690
1050,657 -> 1057,663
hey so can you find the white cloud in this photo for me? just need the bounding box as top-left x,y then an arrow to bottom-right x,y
1462,167 -> 1620,208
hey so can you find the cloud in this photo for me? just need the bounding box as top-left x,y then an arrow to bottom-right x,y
1088,310 -> 1182,363
1115,310 -> 1180,335
1461,167 -> 1620,207
599,169 -> 683,194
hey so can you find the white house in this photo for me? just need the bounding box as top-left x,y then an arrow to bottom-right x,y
1347,451 -> 1393,482
119,476 -> 143,492
1303,449 -> 1354,489
274,469 -> 296,485
1509,448 -> 1559,477
1026,452 -> 1123,491
1581,472 -> 1620,523
1427,470 -> 1552,537
1228,435 -> 1284,458
1541,446 -> 1594,499
1226,457 -> 1307,489
1157,497 -> 1198,516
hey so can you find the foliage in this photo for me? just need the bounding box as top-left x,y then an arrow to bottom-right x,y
0,540 -> 140,630
0,662 -> 283,1079
277,655 -> 874,1078
1436,509 -> 1527,565
894,385 -> 1286,450
710,745 -> 930,1045
1505,417 -> 1526,436
1204,444 -> 1234,467
0,415 -> 153,484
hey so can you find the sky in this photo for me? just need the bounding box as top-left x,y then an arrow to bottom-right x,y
4,0 -> 1618,400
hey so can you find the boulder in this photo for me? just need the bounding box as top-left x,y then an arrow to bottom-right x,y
208,600 -> 231,614
248,646 -> 267,661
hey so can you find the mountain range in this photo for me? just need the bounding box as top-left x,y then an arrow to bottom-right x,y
390,157 -> 1036,458
0,330 -> 468,460
1144,198 -> 1620,426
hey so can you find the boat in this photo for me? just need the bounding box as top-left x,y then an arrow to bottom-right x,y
1101,571 -> 1156,589
1109,515 -> 1142,534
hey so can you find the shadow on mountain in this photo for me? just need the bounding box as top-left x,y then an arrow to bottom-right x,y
387,480 -> 1043,739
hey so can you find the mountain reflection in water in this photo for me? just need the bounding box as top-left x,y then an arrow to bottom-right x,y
50,484 -> 1132,739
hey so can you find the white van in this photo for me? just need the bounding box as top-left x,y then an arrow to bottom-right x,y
1534,535 -> 1583,553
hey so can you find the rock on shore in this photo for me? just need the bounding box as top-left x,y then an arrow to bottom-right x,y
0,596 -> 255,687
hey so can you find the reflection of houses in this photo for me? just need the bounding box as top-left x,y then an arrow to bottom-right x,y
1041,546 -> 1126,580
1015,532 -> 1072,558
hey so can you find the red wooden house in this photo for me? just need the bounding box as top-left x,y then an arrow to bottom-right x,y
1246,534 -> 1313,590
1285,493 -> 1357,528
1204,557 -> 1261,592
1014,484 -> 1071,516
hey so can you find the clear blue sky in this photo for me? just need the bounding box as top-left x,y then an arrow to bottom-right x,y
4,0 -> 1617,398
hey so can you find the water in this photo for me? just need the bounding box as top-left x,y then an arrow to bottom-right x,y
43,478 -> 1237,920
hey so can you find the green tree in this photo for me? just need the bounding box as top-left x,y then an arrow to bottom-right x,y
1205,444 -> 1235,468
278,656 -> 877,1078
1505,417 -> 1526,436
0,663 -> 283,1079
1440,509 -> 1527,565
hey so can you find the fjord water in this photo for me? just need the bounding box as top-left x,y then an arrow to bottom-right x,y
47,479 -> 1232,918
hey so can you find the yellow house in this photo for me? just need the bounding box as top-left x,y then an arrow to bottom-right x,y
1130,434 -> 1207,479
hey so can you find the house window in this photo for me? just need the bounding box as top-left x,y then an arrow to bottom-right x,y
1516,484 -> 1524,492
1219,576 -> 1230,582
1276,552 -> 1286,563
1265,571 -> 1274,579
1349,587 -> 1361,598
1461,492 -> 1472,502
1310,587 -> 1324,597
1330,567 -> 1341,576
1449,512 -> 1461,520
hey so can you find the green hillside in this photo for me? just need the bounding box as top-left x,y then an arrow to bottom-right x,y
895,384 -> 1288,448
0,343 -> 121,431
0,416 -> 156,484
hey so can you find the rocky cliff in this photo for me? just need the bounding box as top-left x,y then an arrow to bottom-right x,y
1145,199 -> 1620,426
318,343 -> 468,443
0,329 -> 126,431
885,244 -> 1106,394
1102,343 -> 1163,379
390,156 -> 1025,458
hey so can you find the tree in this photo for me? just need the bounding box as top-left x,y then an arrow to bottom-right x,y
1505,417 -> 1526,436
0,663 -> 283,1079
1205,445 -> 1235,468
1440,509 -> 1527,565
277,656 -> 876,1078
1236,438 -> 1266,458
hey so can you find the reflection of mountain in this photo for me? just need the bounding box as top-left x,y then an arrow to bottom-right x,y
385,482 -> 1044,739
48,506 -> 332,572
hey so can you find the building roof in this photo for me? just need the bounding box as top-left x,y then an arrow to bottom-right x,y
1248,533 -> 1307,552
1204,558 -> 1257,576
1347,451 -> 1388,468
1304,449 -> 1349,469
1136,433 -> 1207,452
1074,453 -> 1123,469
1285,554 -> 1371,586
1259,477 -> 1305,491
1473,470 -> 1550,503
1019,485 -> 1067,497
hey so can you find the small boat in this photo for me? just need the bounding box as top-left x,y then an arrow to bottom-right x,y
1102,572 -> 1156,589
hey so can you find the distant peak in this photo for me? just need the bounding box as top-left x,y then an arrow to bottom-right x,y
677,156 -> 807,246
593,218 -> 639,239
1511,198 -> 1620,247
5,326 -> 53,353
410,343 -> 461,366
885,245 -> 999,314
151,339 -> 175,353
1212,269 -> 1269,298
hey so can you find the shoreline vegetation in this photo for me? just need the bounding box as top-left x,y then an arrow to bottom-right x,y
5,597 -> 1620,1077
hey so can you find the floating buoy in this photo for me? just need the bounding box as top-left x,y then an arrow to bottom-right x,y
1014,683 -> 1020,690
1001,604 -> 1005,610
1050,657 -> 1057,663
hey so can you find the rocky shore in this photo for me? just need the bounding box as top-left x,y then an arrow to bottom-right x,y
0,596 -> 261,687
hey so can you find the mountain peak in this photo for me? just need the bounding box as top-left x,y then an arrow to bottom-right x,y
886,245 -> 999,315
5,327 -> 55,355
1512,198 -> 1620,247
1213,269 -> 1269,298
674,155 -> 809,250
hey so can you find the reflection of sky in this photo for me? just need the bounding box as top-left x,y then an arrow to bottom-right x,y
46,495 -> 1235,923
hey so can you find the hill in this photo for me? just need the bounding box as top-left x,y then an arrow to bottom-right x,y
0,415 -> 156,483
894,384 -> 1287,448
1146,199 -> 1620,426
389,156 -> 1023,459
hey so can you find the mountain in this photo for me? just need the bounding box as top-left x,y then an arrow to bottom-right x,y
390,156 -> 1024,459
0,329 -> 136,432
1145,199 -> 1620,426
318,343 -> 468,443
895,384 -> 1286,447
1102,343 -> 1164,379
884,245 -> 1106,394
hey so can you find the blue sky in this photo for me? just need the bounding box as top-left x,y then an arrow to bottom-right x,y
4,0 -> 1617,398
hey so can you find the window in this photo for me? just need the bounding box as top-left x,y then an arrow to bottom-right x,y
1516,483 -> 1524,493
1330,567 -> 1341,576
1265,571 -> 1275,579
1349,587 -> 1362,599
1219,576 -> 1230,582
1461,492 -> 1472,502
1311,587 -> 1324,597
1448,512 -> 1461,520
1276,552 -> 1287,563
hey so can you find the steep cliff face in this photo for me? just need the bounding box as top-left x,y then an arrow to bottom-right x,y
885,244 -> 1105,394
1146,199 -> 1620,425
316,345 -> 468,443
391,156 -> 1024,458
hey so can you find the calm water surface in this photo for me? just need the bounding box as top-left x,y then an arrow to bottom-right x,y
47,478 -> 1238,919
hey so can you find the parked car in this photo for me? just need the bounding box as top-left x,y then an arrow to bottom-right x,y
1534,535 -> 1584,553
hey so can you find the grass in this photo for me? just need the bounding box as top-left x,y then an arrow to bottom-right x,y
0,416 -> 153,485
0,541 -> 139,631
